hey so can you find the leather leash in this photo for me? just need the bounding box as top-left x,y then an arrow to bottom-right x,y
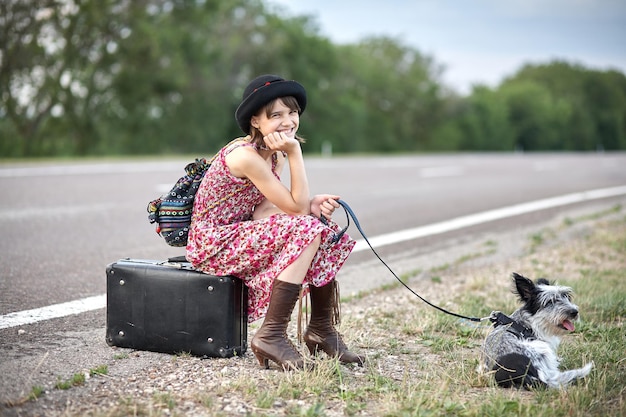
323,199 -> 492,323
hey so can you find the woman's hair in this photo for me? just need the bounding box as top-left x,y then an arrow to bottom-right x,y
249,96 -> 306,146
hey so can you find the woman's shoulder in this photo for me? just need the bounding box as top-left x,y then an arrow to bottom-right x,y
223,138 -> 266,177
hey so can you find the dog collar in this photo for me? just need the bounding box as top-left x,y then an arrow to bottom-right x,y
490,311 -> 536,340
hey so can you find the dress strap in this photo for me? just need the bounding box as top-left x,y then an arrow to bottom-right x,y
221,136 -> 282,175
223,137 -> 254,156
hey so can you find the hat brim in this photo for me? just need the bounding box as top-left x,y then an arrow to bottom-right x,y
235,80 -> 307,133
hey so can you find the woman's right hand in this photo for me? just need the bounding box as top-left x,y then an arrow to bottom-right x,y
263,132 -> 300,154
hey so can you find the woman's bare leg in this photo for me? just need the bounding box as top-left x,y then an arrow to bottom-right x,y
276,234 -> 321,284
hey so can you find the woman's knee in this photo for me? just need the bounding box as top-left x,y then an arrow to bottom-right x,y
301,233 -> 321,254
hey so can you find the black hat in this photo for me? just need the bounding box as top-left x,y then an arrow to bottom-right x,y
235,74 -> 307,133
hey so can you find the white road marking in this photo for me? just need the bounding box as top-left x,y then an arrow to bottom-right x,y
0,295 -> 106,330
352,185 -> 626,252
1,185 -> 625,330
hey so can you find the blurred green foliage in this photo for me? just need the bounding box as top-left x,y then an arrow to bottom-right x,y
1,0 -> 625,157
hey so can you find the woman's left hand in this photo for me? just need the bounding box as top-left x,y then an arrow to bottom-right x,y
310,194 -> 340,220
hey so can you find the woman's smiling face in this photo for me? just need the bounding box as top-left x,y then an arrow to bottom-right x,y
251,98 -> 300,139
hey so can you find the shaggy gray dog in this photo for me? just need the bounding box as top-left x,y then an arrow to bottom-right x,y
479,273 -> 593,389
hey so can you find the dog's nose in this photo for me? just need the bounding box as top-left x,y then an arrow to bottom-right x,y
567,308 -> 579,318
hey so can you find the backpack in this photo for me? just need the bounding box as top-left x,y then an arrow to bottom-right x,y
147,139 -> 247,247
147,158 -> 210,247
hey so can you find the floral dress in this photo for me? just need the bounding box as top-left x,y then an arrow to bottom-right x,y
186,140 -> 355,322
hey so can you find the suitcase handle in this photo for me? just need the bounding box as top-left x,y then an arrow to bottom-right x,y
116,257 -> 195,270
167,255 -> 188,263
161,256 -> 194,270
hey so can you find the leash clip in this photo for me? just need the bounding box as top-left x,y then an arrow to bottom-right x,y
488,310 -> 502,323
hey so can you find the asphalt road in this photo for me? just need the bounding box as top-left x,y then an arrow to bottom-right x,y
0,151 -> 625,404
2,152 -> 626,315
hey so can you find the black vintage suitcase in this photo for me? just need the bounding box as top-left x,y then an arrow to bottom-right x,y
106,258 -> 247,358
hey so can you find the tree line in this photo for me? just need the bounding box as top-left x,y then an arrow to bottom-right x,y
1,0 -> 625,158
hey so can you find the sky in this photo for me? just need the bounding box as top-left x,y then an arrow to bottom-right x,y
269,0 -> 626,94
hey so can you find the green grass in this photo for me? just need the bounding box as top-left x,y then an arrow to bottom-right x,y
89,365 -> 109,376
55,373 -> 86,390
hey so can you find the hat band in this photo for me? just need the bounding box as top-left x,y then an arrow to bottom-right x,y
252,80 -> 279,94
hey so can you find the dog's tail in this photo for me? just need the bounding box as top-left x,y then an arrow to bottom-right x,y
493,353 -> 546,390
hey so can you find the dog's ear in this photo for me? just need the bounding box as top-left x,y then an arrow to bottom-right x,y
511,272 -> 536,303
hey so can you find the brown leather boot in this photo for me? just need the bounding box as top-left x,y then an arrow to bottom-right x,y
304,280 -> 365,366
251,280 -> 307,371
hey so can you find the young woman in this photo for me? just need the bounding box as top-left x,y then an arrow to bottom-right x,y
186,75 -> 363,370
